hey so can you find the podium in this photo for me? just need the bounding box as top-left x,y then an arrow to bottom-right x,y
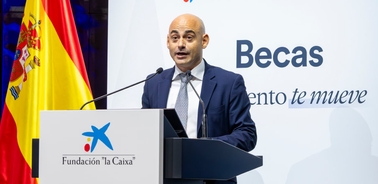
33,109 -> 262,184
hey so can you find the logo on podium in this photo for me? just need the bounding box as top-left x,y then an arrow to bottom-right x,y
82,122 -> 114,152
61,121 -> 135,166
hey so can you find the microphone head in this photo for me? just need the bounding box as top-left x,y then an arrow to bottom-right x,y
156,67 -> 163,74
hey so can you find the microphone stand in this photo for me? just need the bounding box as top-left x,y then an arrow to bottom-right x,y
80,67 -> 163,110
188,79 -> 208,138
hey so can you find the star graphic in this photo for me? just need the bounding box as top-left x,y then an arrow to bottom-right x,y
82,122 -> 113,152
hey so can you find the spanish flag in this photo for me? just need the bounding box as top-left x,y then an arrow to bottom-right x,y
0,0 -> 95,183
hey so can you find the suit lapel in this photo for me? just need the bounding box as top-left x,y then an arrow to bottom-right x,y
157,67 -> 175,108
197,61 -> 216,134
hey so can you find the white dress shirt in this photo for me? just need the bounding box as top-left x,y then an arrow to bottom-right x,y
166,60 -> 205,138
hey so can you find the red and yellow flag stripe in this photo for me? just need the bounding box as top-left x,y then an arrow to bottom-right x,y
0,0 -> 95,183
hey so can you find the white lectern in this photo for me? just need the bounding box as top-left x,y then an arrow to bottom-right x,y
34,109 -> 262,184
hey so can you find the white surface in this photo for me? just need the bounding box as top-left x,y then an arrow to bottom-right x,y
39,109 -> 164,184
108,0 -> 378,183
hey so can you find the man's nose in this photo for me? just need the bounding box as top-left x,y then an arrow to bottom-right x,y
178,38 -> 186,48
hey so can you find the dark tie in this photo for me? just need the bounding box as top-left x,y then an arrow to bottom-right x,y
175,73 -> 192,130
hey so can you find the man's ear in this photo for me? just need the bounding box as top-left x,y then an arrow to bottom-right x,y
202,34 -> 209,49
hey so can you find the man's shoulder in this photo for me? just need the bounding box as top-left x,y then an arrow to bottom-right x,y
206,63 -> 242,79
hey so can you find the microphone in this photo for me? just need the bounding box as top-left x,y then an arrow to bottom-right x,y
80,67 -> 163,110
186,70 -> 208,138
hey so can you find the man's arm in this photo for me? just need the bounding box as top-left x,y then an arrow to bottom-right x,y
212,74 -> 257,151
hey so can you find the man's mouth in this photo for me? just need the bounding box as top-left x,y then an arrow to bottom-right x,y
176,51 -> 188,55
176,52 -> 188,59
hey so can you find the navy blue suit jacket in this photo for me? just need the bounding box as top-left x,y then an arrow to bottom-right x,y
142,61 -> 257,184
142,61 -> 257,152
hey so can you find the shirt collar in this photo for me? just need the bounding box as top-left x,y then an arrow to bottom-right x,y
173,59 -> 205,81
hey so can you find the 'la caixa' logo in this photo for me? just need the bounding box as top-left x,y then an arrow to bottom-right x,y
62,122 -> 134,166
82,122 -> 113,152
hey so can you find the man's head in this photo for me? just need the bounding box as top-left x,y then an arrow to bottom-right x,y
167,14 -> 209,72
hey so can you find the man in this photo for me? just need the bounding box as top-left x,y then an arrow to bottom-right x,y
142,13 -> 257,184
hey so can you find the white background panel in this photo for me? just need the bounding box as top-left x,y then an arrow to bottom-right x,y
108,0 -> 378,183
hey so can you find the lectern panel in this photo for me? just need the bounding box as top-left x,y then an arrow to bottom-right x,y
39,109 -> 164,184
